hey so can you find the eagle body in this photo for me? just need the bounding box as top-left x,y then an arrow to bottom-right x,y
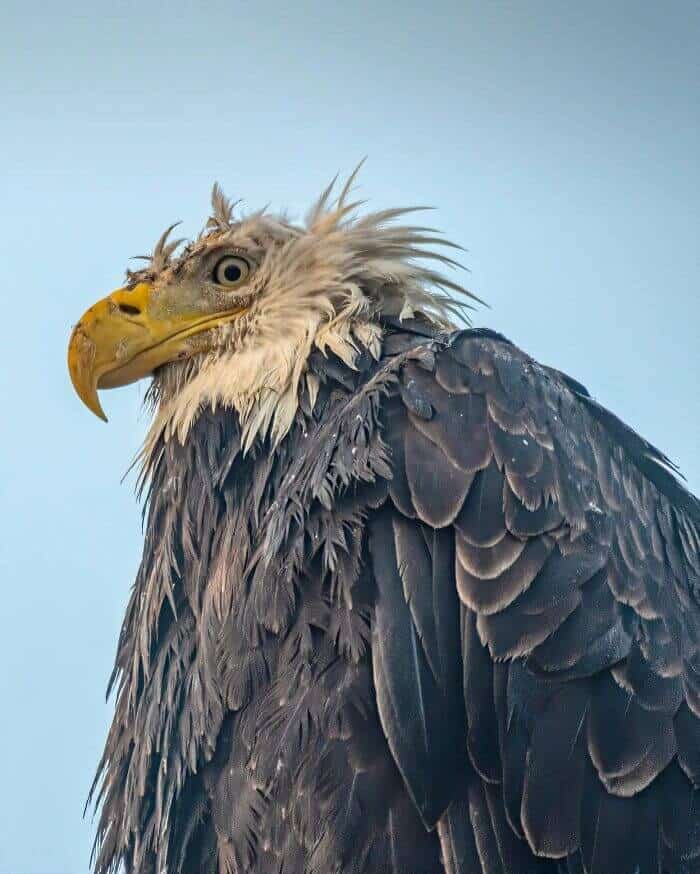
70,178 -> 700,874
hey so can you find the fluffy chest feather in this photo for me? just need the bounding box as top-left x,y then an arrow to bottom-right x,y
96,345 -> 441,872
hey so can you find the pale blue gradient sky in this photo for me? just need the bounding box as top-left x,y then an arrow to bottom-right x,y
1,2 -> 698,871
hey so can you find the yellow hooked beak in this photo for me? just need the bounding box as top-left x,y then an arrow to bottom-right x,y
67,282 -> 245,420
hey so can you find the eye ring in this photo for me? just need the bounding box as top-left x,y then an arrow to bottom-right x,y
212,255 -> 251,288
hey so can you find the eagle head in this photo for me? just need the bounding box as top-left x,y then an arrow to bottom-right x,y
68,170 -> 473,449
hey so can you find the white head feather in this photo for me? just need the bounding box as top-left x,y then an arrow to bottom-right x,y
134,167 -> 477,458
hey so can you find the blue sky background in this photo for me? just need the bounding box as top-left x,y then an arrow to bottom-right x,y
1,2 -> 698,871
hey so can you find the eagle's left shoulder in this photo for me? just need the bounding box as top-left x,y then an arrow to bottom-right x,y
370,322 -> 700,872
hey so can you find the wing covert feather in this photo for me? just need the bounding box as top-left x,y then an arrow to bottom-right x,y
369,507 -> 465,829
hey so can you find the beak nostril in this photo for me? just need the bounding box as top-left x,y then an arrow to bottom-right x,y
118,303 -> 141,316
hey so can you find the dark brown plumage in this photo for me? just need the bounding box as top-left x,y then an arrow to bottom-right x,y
66,178 -> 700,873
88,317 -> 700,874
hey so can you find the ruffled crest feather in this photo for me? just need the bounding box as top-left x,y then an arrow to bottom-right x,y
207,182 -> 241,231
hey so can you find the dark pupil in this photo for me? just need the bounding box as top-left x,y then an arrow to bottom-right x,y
223,263 -> 241,283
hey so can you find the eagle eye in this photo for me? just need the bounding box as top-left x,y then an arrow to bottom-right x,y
212,255 -> 250,288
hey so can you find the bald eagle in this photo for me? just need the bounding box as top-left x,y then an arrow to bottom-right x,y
69,173 -> 700,874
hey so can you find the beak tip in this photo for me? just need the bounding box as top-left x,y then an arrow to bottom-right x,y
78,393 -> 109,422
68,324 -> 110,422
86,393 -> 109,422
